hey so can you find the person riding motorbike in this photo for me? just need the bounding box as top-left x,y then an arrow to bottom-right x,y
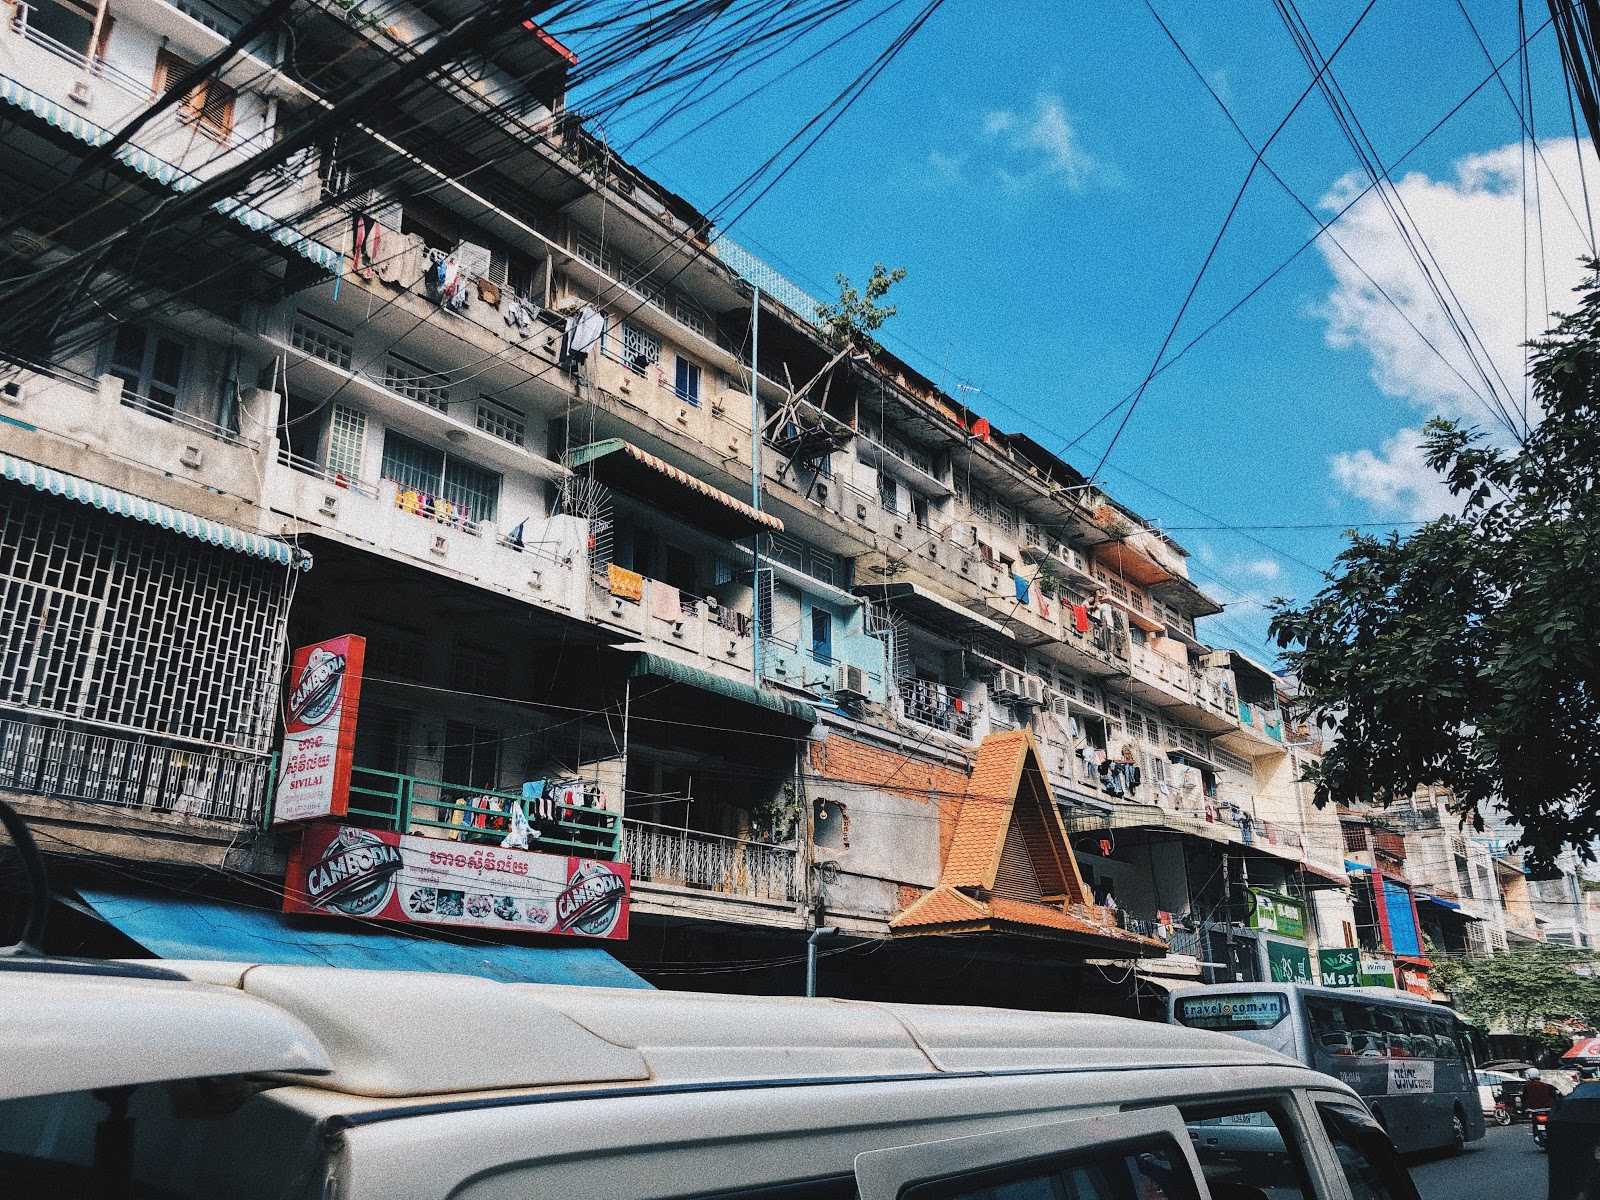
1525,1068 -> 1562,1111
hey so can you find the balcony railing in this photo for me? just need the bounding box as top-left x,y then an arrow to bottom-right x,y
344,767 -> 621,860
621,817 -> 801,903
898,677 -> 974,736
0,712 -> 271,825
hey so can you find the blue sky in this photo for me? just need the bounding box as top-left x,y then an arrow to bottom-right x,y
572,1 -> 1594,661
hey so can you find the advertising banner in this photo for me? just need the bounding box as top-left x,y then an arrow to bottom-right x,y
1319,947 -> 1362,988
272,635 -> 365,825
1265,939 -> 1313,983
284,823 -> 631,940
1387,1059 -> 1435,1095
1246,889 -> 1306,940
1174,992 -> 1287,1031
1360,954 -> 1398,988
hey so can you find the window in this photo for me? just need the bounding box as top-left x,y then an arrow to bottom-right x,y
675,355 -> 701,405
475,397 -> 526,446
442,721 -> 500,790
107,324 -> 186,418
386,354 -> 450,411
904,1140 -> 1199,1200
1181,1104 -> 1311,1200
380,431 -> 500,527
575,230 -> 611,273
620,322 -> 661,371
1316,1105 -> 1420,1200
31,0 -> 110,60
291,312 -> 353,370
811,609 -> 833,664
674,297 -> 707,337
154,48 -> 235,143
326,404 -> 366,480
970,488 -> 992,521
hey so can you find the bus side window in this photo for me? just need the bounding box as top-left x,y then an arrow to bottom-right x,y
1402,1013 -> 1435,1058
1307,1000 -> 1352,1056
1342,1003 -> 1383,1057
1375,1007 -> 1410,1057
1316,1105 -> 1422,1200
1427,1015 -> 1458,1062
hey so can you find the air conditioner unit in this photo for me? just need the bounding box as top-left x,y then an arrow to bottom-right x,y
1022,677 -> 1044,706
834,662 -> 869,700
993,669 -> 1023,700
1045,689 -> 1069,717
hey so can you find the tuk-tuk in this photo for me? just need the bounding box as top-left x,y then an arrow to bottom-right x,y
1546,1084 -> 1600,1200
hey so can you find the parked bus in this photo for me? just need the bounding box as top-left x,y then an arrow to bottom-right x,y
1169,982 -> 1486,1154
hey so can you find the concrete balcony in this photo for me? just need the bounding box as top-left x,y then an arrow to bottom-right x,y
264,459 -> 590,618
1215,699 -> 1286,759
1,363 -> 275,519
622,817 -> 805,927
1122,642 -> 1197,709
588,573 -> 756,679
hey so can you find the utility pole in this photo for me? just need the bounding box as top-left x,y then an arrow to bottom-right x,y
749,284 -> 762,685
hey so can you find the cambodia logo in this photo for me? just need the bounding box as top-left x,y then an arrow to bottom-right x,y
288,646 -> 347,728
555,860 -> 626,937
305,826 -> 403,916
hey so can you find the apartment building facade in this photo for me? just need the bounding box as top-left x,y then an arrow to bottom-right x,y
1,0 -> 1397,1007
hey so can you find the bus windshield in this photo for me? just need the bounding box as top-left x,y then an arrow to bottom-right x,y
1172,991 -> 1298,1059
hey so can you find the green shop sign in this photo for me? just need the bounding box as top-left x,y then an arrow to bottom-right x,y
1247,889 -> 1305,941
1265,940 -> 1313,983
1316,947 -> 1398,989
1319,947 -> 1361,988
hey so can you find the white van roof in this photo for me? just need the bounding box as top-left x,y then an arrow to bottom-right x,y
139,961 -> 1302,1100
0,965 -> 332,1101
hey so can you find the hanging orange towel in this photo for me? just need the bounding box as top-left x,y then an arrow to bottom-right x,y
608,563 -> 644,602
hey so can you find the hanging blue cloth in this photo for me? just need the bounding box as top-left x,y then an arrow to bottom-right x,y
1012,572 -> 1031,603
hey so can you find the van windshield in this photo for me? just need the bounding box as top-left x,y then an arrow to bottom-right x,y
1172,991 -> 1298,1058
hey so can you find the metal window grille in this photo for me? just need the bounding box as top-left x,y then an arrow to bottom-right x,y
674,298 -> 707,337
0,490 -> 290,751
970,488 -> 992,521
475,398 -> 526,447
385,355 -> 451,412
575,231 -> 610,273
381,431 -> 500,526
766,532 -> 804,571
806,548 -> 836,588
326,404 -> 367,479
620,322 -> 661,366
290,312 -> 353,371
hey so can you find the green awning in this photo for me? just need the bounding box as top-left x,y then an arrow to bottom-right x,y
568,439 -> 783,541
629,653 -> 816,726
1,453 -> 311,570
0,73 -> 341,273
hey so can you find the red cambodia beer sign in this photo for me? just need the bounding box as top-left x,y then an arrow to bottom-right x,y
284,823 -> 630,940
272,635 -> 365,825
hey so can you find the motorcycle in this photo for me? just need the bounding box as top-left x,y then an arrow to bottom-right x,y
1495,1100 -> 1512,1127
1532,1108 -> 1552,1150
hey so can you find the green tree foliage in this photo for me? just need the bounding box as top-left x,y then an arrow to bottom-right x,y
815,262 -> 907,353
1270,265 -> 1600,870
1439,945 -> 1600,1036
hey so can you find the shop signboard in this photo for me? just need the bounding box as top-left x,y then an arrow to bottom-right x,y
284,823 -> 631,940
1360,954 -> 1398,988
272,635 -> 366,824
1247,889 -> 1306,941
1319,947 -> 1362,988
1265,939 -> 1314,983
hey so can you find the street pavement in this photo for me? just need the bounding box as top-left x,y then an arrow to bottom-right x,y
1408,1122 -> 1547,1200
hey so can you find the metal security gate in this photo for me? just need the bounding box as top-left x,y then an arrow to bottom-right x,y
0,488 -> 292,752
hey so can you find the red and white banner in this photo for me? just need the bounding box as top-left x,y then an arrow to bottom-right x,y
272,635 -> 365,825
284,823 -> 631,941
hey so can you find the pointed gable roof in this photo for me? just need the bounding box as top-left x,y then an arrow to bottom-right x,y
891,730 -> 1164,955
941,729 -> 1089,903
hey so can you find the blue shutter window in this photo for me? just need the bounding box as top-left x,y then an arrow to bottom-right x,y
811,608 -> 833,664
675,356 -> 701,406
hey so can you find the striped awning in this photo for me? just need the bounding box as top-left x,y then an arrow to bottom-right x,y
1,453 -> 311,570
0,74 -> 340,273
567,439 -> 783,540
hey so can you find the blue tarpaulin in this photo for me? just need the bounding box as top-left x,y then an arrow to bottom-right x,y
77,889 -> 651,990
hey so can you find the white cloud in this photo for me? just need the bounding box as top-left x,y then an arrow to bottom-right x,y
981,94 -> 1108,192
1243,557 -> 1282,581
1330,428 -> 1460,520
1316,137 -> 1598,510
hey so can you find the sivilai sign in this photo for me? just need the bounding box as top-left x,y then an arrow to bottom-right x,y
272,635 -> 365,824
284,823 -> 631,940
